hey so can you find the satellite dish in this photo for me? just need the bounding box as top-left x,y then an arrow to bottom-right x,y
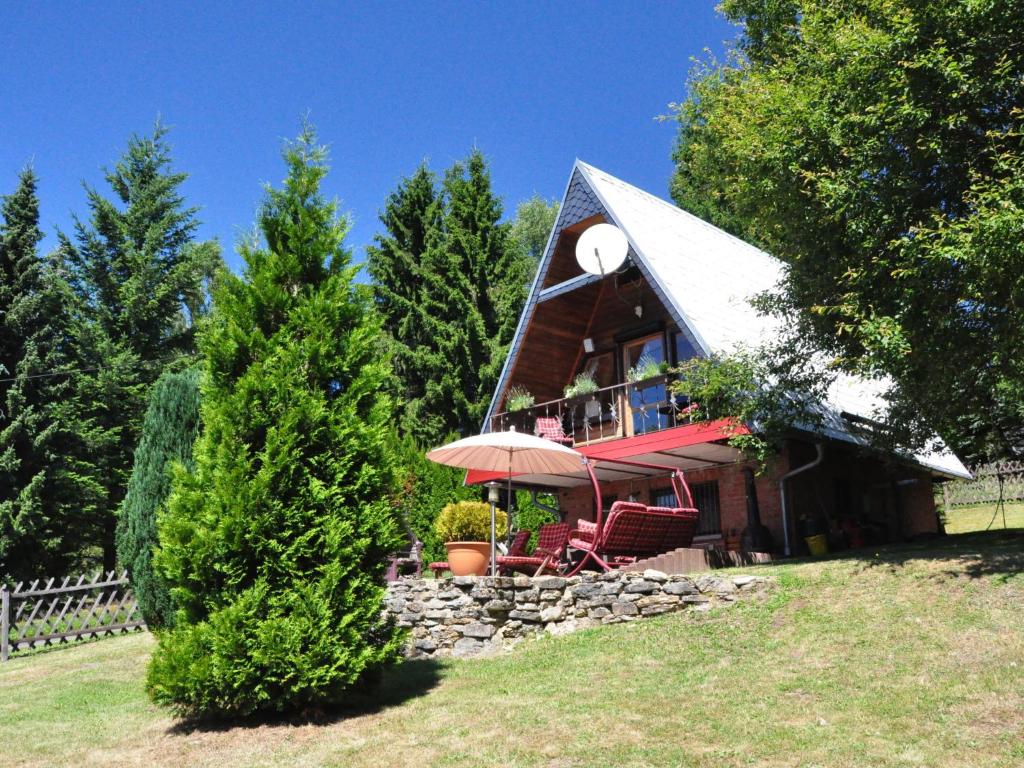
575,223 -> 628,276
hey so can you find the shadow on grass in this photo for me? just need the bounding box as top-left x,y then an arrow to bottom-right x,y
168,655 -> 445,735
820,529 -> 1024,580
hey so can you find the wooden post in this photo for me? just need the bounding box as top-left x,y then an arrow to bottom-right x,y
1,584 -> 9,663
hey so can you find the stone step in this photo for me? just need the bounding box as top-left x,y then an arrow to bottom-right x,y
620,547 -> 774,575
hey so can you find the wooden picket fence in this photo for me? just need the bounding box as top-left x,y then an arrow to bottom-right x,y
943,461 -> 1024,508
0,570 -> 146,662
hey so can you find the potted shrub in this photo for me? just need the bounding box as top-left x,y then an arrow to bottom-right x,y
435,500 -> 508,576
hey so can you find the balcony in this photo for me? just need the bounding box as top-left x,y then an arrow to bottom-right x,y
489,374 -> 698,446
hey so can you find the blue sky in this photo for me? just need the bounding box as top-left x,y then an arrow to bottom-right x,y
0,2 -> 736,273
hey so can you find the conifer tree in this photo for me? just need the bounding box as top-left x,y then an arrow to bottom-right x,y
115,368 -> 200,627
60,125 -> 220,570
370,151 -> 530,444
366,164 -> 440,437
419,151 -> 530,439
147,127 -> 404,719
0,169 -> 94,579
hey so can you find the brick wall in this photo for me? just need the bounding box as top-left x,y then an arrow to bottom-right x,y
557,457 -> 783,551
555,441 -> 939,553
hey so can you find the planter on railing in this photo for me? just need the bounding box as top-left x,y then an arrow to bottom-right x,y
490,375 -> 695,446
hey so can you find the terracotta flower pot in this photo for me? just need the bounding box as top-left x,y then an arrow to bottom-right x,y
444,541 -> 491,576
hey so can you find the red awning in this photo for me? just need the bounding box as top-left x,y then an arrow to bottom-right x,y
465,418 -> 747,488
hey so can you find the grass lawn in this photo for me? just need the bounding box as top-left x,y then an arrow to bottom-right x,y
2,530 -> 1022,768
944,501 -> 1024,534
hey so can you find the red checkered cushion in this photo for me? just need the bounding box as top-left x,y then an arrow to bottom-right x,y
535,416 -> 572,444
497,522 -> 571,575
507,529 -> 531,557
535,522 -> 570,553
569,519 -> 598,548
601,505 -> 699,557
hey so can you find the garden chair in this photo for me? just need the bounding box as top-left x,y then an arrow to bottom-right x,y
387,512 -> 425,581
566,501 -> 699,575
497,522 -> 571,576
429,529 -> 531,578
386,540 -> 423,581
534,416 -> 573,446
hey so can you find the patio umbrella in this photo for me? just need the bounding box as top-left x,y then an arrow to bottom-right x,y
426,429 -> 584,575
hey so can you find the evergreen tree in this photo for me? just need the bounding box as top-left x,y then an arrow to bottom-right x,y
147,127 -> 404,719
115,368 -> 200,627
366,164 -> 440,436
0,170 -> 95,580
370,151 -> 530,444
421,151 -> 530,439
59,124 -> 220,570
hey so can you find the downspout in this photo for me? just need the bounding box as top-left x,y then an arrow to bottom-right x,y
780,442 -> 825,556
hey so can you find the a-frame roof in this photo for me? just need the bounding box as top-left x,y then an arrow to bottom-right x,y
486,161 -> 970,480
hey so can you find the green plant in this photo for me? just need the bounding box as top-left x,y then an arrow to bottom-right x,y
435,501 -> 507,543
627,354 -> 663,384
564,370 -> 599,399
505,385 -> 534,412
116,368 -> 201,629
147,126 -> 404,719
391,432 -> 478,566
670,347 -> 827,469
512,490 -> 560,550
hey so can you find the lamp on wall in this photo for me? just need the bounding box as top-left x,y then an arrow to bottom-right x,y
583,337 -> 595,354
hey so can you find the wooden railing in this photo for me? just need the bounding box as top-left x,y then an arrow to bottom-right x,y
0,570 -> 146,662
490,374 -> 697,445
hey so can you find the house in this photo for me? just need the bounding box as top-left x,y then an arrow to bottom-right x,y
467,161 -> 970,558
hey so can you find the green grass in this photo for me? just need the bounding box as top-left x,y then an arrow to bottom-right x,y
2,530 -> 1023,767
944,501 -> 1024,534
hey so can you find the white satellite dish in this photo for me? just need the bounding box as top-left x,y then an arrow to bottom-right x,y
575,223 -> 628,276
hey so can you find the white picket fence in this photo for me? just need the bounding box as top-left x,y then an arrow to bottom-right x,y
0,570 -> 146,662
943,461 -> 1024,507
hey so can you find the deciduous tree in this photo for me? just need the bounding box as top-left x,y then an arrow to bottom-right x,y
671,0 -> 1024,461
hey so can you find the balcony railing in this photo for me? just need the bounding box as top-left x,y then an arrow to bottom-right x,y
489,374 -> 698,446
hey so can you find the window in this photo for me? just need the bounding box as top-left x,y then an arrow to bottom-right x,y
653,481 -> 721,536
621,333 -> 670,435
691,481 -> 721,535
673,332 -> 698,365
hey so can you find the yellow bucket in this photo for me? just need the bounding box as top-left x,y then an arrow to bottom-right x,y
805,534 -> 829,557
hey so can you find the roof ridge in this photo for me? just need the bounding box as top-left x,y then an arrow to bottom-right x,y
575,160 -> 780,263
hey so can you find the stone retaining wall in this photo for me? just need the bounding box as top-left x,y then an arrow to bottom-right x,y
385,570 -> 770,658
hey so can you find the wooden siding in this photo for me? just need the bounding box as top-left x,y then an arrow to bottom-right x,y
500,258 -> 677,412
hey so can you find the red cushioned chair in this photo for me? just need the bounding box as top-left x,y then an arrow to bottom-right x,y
534,416 -> 573,446
429,529 -> 531,578
567,501 -> 699,575
497,522 -> 571,576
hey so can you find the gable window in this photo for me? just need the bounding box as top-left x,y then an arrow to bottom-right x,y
621,333 -> 670,435
651,481 -> 721,536
673,332 -> 698,365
